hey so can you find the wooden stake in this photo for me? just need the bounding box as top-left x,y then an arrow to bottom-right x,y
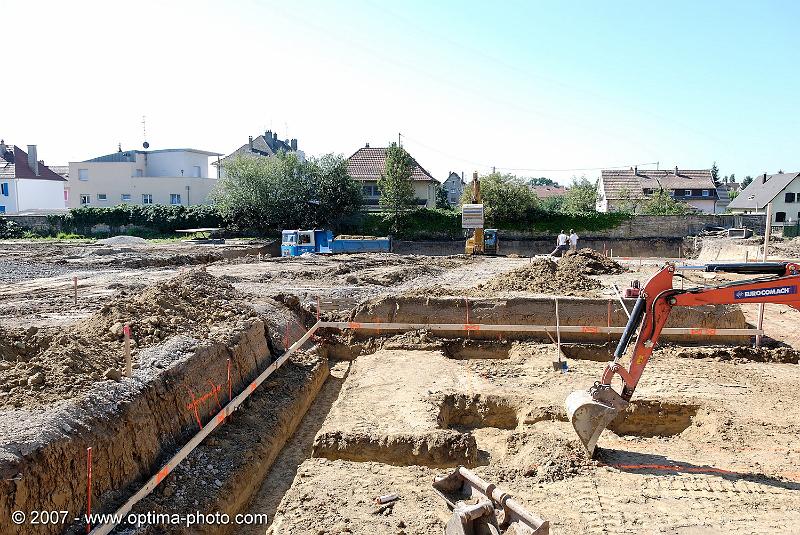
86,447 -> 92,534
756,203 -> 773,347
123,324 -> 132,378
555,298 -> 561,363
73,276 -> 78,306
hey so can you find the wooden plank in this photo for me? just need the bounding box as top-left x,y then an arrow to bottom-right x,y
318,321 -> 760,337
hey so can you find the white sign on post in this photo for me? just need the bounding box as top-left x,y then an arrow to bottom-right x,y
462,204 -> 485,229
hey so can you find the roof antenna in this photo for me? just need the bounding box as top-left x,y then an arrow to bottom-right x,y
142,115 -> 150,149
118,143 -> 122,153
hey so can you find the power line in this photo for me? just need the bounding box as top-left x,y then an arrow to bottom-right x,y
400,133 -> 658,174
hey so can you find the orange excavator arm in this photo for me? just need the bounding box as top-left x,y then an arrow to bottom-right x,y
566,261 -> 800,456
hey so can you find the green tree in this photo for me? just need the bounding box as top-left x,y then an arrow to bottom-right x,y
563,176 -> 598,214
742,175 -> 754,188
539,195 -> 565,213
527,177 -> 560,187
213,152 -> 362,231
461,172 -> 540,226
434,182 -> 450,209
378,143 -> 416,232
641,189 -> 691,215
615,186 -> 640,214
711,162 -> 720,186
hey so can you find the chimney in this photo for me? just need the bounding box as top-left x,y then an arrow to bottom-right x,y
674,166 -> 679,176
365,142 -> 370,148
0,139 -> 5,155
265,130 -> 272,149
634,166 -> 638,176
461,171 -> 464,182
27,145 -> 39,175
249,136 -> 254,151
762,172 -> 768,184
273,133 -> 278,144
290,138 -> 297,151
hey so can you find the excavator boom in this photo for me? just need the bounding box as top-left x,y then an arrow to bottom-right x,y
566,261 -> 800,456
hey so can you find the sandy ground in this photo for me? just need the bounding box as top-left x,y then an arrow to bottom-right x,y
260,343 -> 800,534
3,238 -> 800,534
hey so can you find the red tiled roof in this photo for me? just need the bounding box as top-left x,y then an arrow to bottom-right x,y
531,185 -> 567,198
0,146 -> 67,182
345,147 -> 437,182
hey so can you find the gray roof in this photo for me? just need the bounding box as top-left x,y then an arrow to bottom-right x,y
218,131 -> 297,164
727,172 -> 800,210
86,148 -> 221,163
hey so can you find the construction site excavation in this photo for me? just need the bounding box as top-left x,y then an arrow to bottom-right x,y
3,237 -> 800,535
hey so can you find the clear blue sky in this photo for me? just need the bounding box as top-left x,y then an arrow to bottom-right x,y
3,0 -> 798,183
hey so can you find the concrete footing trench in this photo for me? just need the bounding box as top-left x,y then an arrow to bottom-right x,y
2,244 -> 800,534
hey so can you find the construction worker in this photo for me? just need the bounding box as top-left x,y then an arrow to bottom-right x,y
551,230 -> 569,256
569,229 -> 579,252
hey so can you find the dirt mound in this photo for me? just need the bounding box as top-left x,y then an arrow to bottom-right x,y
473,257 -> 602,296
673,345 -> 800,364
559,247 -> 626,275
0,269 -> 256,409
505,431 -> 595,483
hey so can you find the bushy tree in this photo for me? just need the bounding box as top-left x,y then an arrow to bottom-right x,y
213,152 -> 362,231
742,175 -> 754,188
641,189 -> 691,215
539,195 -> 565,213
563,176 -> 598,214
378,143 -> 416,232
527,177 -> 560,187
461,172 -> 540,226
434,182 -> 450,209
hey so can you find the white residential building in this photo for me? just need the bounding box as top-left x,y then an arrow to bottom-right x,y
728,172 -> 800,225
0,141 -> 67,214
66,147 -> 222,208
442,171 -> 465,205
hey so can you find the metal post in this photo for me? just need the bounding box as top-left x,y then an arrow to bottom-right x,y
756,203 -> 773,347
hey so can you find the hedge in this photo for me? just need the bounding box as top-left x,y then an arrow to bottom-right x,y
51,205 -> 224,234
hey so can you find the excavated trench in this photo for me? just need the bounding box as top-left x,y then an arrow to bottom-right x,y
0,298 -> 754,534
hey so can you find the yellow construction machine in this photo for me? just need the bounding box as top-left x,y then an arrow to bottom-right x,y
464,171 -> 498,255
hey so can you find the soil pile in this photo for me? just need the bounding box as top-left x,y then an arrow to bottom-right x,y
473,257 -> 602,296
559,248 -> 626,275
674,345 -> 800,364
506,432 -> 595,483
0,270 -> 255,409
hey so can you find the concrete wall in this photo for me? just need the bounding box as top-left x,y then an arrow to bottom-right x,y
17,179 -> 65,212
145,151 -> 211,178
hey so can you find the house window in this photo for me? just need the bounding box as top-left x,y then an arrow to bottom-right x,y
684,189 -> 691,197
362,185 -> 379,197
702,189 -> 710,197
80,194 -> 91,205
643,188 -> 653,195
135,169 -> 144,177
97,193 -> 107,201
78,169 -> 89,181
0,183 -> 8,196
785,192 -> 796,203
170,193 -> 182,205
142,194 -> 153,205
121,194 -> 131,202
776,211 -> 786,223
0,205 -> 5,214
192,166 -> 202,178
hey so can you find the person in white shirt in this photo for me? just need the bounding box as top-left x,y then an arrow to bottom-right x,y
569,229 -> 579,251
551,230 -> 569,256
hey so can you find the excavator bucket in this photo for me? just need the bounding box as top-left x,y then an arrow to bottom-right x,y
565,389 -> 628,457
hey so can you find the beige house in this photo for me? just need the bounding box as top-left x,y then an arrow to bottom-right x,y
597,167 -> 728,214
66,148 -> 222,208
345,145 -> 437,210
